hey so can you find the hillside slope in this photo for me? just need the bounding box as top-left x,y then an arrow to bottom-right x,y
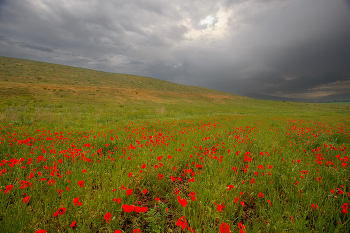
0,56 -> 349,125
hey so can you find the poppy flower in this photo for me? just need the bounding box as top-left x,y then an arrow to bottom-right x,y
23,196 -> 30,203
143,189 -> 147,194
176,216 -> 188,230
114,231 -> 122,233
78,180 -> 84,188
35,230 -> 47,233
258,192 -> 263,197
341,203 -> 349,215
4,184 -> 14,194
104,212 -> 112,223
122,204 -> 135,213
238,222 -> 246,233
126,189 -> 132,196
177,195 -> 187,207
53,207 -> 66,217
73,197 -> 82,206
70,221 -> 77,227
220,222 -> 229,233
188,191 -> 196,201
133,229 -> 141,233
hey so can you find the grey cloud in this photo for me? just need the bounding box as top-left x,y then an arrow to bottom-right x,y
21,44 -> 54,53
1,0 -> 350,100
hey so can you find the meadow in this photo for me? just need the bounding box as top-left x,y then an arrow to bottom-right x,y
0,56 -> 349,232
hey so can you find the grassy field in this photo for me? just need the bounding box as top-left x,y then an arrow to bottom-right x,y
320,102 -> 350,106
0,56 -> 349,233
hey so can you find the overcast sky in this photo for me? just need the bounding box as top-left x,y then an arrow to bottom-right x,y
1,0 -> 350,100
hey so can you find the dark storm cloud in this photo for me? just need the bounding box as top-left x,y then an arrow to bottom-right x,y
1,0 -> 349,100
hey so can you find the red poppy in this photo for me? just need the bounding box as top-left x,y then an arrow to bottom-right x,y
4,184 -> 14,194
70,221 -> 77,227
35,230 -> 47,233
133,229 -> 141,233
176,216 -> 188,230
177,195 -> 187,207
126,189 -> 132,196
238,222 -> 246,233
53,207 -> 66,217
23,196 -> 30,203
188,191 -> 196,201
78,180 -> 84,188
143,189 -> 147,194
114,231 -> 122,233
122,204 -> 135,213
73,197 -> 82,206
220,222 -> 229,233
104,212 -> 112,223
258,192 -> 264,197
341,203 -> 349,215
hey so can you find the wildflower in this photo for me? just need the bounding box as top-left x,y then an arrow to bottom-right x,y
290,216 -> 295,222
35,230 -> 47,233
188,191 -> 196,201
104,212 -> 112,223
70,221 -> 77,227
126,189 -> 132,196
78,180 -> 84,188
238,222 -> 246,233
220,222 -> 230,233
143,189 -> 147,194
133,230 -> 141,233
4,184 -> 13,194
341,203 -> 349,215
23,196 -> 30,203
177,195 -> 188,207
176,216 -> 188,230
73,197 -> 82,206
258,192 -> 264,197
53,207 -> 66,217
122,204 -> 135,213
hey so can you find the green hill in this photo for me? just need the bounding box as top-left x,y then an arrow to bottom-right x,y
0,56 -> 349,125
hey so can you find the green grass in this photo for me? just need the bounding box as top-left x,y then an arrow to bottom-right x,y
320,102 -> 350,105
0,56 -> 349,233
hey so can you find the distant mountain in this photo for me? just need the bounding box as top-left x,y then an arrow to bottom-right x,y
317,93 -> 350,102
245,93 -> 307,102
246,93 -> 350,103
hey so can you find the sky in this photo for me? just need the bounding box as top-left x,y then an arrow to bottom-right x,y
1,0 -> 350,101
